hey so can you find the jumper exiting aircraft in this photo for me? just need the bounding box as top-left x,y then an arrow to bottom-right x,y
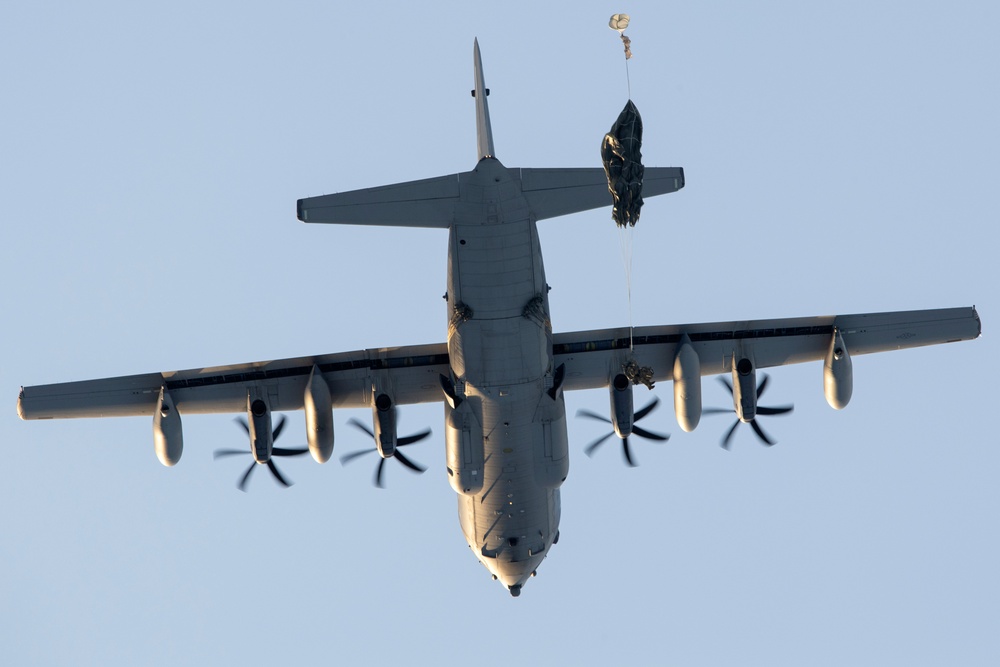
17,40 -> 981,596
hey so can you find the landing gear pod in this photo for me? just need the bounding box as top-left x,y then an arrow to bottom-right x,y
445,399 -> 485,496
152,387 -> 183,467
303,365 -> 334,463
672,338 -> 702,432
824,328 -> 853,410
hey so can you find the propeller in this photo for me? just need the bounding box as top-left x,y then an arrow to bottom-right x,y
703,374 -> 794,449
213,415 -> 310,491
576,397 -> 669,467
339,418 -> 431,488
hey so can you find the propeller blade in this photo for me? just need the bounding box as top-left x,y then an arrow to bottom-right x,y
633,397 -> 660,422
393,449 -> 427,474
631,425 -> 669,442
756,374 -> 771,399
267,459 -> 293,487
271,414 -> 287,442
584,431 -> 616,457
576,409 -> 612,425
749,419 -> 775,446
237,461 -> 257,492
720,420 -> 740,449
701,407 -> 733,416
272,446 -> 310,457
340,448 -> 376,465
213,448 -> 249,460
398,429 -> 431,447
374,458 -> 387,488
622,437 -> 636,467
348,418 -> 376,439
756,405 -> 793,416
235,417 -> 250,435
718,376 -> 734,394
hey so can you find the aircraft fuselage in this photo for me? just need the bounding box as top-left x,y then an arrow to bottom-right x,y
445,157 -> 568,595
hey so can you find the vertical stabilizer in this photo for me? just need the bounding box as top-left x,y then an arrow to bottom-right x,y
473,38 -> 495,160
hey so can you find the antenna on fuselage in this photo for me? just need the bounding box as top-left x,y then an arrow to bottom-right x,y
472,38 -> 495,160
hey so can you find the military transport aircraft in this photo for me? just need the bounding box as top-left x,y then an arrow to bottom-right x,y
17,40 -> 981,596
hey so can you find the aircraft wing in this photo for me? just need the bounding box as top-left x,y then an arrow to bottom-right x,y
17,342 -> 450,420
18,307 -> 980,420
553,306 -> 981,391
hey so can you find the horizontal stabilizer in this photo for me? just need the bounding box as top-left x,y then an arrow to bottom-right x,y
298,174 -> 462,228
517,167 -> 684,221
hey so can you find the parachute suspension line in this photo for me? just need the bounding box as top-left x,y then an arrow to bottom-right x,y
619,223 -> 635,351
625,54 -> 632,99
608,13 -> 638,350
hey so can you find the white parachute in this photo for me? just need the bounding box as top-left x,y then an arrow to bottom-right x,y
609,13 -> 632,59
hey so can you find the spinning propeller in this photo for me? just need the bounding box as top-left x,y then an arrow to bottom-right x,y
340,418 -> 431,488
703,374 -> 794,449
213,415 -> 310,491
577,397 -> 669,467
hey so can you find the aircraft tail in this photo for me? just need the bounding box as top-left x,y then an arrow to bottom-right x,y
473,38 -> 495,160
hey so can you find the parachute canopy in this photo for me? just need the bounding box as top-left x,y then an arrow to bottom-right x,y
609,14 -> 633,59
601,100 -> 645,227
609,13 -> 630,33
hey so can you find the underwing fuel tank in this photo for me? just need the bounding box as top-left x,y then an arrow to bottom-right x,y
152,387 -> 183,467
672,338 -> 702,432
824,328 -> 853,409
303,365 -> 334,463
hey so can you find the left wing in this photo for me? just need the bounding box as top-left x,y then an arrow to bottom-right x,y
17,342 -> 449,420
553,306 -> 981,391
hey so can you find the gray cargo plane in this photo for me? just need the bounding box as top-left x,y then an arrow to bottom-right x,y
17,40 -> 980,596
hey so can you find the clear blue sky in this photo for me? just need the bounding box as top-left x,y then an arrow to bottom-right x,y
2,2 -> 997,665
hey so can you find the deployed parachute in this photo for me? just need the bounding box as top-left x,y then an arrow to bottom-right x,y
609,13 -> 632,59
602,99 -> 645,227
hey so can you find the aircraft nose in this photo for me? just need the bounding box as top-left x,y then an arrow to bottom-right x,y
495,554 -> 543,595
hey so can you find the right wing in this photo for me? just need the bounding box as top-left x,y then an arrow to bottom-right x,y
552,306 -> 981,391
17,342 -> 450,420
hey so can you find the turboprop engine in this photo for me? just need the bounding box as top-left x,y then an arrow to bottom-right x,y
609,373 -> 634,437
246,395 -> 274,463
731,358 -> 757,422
371,392 -> 397,458
824,328 -> 853,409
152,386 -> 183,466
303,365 -> 334,462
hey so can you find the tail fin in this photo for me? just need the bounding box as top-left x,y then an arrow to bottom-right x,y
473,38 -> 495,160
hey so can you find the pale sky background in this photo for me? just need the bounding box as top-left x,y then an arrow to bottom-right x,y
2,2 -> 998,665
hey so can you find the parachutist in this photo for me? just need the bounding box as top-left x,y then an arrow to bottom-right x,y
623,360 -> 655,390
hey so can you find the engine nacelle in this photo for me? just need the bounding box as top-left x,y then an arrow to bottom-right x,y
152,387 -> 183,467
609,373 -> 633,437
372,393 -> 397,458
445,400 -> 485,495
824,328 -> 853,410
672,339 -> 702,432
247,395 -> 273,463
303,365 -> 334,463
732,357 -> 757,422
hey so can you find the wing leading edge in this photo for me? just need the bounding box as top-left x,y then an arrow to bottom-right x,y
17,342 -> 449,420
553,306 -> 981,392
18,307 -> 978,421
